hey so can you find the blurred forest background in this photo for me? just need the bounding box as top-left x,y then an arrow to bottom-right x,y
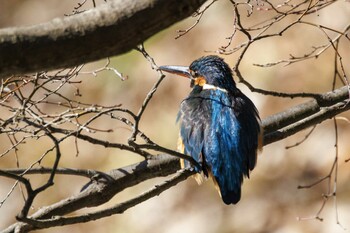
1,0 -> 350,232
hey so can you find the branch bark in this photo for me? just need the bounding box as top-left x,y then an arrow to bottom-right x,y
263,86 -> 350,144
3,154 -> 182,233
0,0 -> 206,78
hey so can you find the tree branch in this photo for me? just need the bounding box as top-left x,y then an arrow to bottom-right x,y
0,0 -> 206,78
262,85 -> 350,139
3,85 -> 349,233
3,167 -> 100,178
11,169 -> 192,231
3,154 -> 181,233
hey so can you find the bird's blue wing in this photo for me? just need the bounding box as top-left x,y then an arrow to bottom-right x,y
202,90 -> 261,204
202,92 -> 243,204
235,94 -> 262,173
177,92 -> 209,175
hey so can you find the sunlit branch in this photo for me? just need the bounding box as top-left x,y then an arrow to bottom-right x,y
15,169 -> 193,230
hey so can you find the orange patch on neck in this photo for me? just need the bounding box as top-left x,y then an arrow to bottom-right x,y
194,77 -> 206,86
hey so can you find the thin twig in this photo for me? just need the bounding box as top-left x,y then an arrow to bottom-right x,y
129,44 -> 165,142
175,0 -> 217,39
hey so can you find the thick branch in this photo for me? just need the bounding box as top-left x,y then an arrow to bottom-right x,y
13,170 -> 192,231
263,86 -> 350,144
33,155 -> 179,217
0,0 -> 206,78
3,154 -> 181,233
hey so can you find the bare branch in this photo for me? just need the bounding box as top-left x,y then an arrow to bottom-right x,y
175,0 -> 218,39
79,58 -> 128,80
285,125 -> 317,149
129,44 -> 165,143
2,84 -> 349,232
2,154 -> 184,233
2,167 -> 99,178
0,0 -> 207,78
13,169 -> 193,230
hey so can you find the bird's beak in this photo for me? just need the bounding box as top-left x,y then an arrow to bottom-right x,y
158,65 -> 192,79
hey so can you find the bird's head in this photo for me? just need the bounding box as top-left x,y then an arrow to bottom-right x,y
159,55 -> 236,92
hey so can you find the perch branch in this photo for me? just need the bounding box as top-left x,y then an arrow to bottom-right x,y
3,85 -> 350,233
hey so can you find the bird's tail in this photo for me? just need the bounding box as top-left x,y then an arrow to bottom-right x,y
210,173 -> 241,205
221,189 -> 241,205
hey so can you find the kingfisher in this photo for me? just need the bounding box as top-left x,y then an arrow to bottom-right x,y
159,55 -> 262,205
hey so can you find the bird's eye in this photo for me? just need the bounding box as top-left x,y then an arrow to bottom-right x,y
190,70 -> 197,77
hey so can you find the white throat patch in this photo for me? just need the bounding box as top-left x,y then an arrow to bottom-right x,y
202,84 -> 228,93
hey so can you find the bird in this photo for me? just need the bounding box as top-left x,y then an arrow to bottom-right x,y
159,55 -> 262,205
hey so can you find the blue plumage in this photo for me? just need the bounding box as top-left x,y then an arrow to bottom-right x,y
160,55 -> 262,205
